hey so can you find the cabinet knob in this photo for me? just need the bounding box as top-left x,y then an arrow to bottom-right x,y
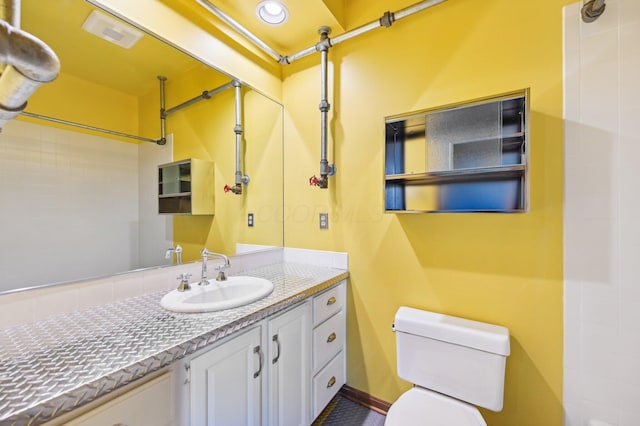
326,332 -> 336,343
326,296 -> 337,306
327,376 -> 336,388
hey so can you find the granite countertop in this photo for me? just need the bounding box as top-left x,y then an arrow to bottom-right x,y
0,262 -> 348,426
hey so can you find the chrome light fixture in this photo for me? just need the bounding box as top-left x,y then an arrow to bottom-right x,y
256,1 -> 288,25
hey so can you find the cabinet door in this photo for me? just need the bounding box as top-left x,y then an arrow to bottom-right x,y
190,326 -> 263,426
64,373 -> 175,426
267,302 -> 311,426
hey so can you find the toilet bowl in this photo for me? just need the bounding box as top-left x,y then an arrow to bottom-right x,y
385,307 -> 510,425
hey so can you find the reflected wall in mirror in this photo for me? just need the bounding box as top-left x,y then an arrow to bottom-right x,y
0,0 -> 283,293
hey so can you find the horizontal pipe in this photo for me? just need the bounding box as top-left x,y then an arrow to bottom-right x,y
330,21 -> 380,46
393,0 -> 447,21
286,0 -> 447,63
164,80 -> 235,116
21,111 -> 162,144
194,0 -> 284,63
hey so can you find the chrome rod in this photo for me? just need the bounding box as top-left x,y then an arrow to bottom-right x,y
165,80 -> 235,116
194,0 -> 284,63
21,111 -> 162,144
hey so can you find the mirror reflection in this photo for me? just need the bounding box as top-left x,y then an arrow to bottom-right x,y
0,0 -> 284,293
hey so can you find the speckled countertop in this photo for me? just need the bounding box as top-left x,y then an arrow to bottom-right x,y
0,262 -> 348,426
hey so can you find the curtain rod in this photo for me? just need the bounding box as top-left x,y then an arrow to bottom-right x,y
21,111 -> 163,144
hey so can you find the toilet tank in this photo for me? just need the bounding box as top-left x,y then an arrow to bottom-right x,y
393,307 -> 510,411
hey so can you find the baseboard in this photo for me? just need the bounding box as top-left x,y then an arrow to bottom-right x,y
338,385 -> 391,416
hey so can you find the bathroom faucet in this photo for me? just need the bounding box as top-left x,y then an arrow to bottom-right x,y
165,244 -> 183,265
199,248 -> 230,285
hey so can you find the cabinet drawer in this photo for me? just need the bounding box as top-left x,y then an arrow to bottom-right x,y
312,350 -> 346,420
313,309 -> 345,372
313,282 -> 345,326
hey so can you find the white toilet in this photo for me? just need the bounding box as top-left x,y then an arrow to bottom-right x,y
385,307 -> 510,426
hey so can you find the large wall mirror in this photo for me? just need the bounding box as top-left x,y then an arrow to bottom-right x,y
0,0 -> 284,293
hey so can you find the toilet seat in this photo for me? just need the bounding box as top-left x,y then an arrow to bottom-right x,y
384,387 -> 487,426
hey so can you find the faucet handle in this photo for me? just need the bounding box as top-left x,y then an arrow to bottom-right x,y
215,264 -> 229,281
176,273 -> 192,292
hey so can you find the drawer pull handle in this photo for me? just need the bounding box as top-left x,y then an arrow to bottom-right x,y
327,376 -> 336,388
327,332 -> 336,343
327,296 -> 337,306
272,334 -> 281,364
253,345 -> 263,378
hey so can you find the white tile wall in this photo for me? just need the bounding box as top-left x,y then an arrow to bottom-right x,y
0,120 -> 172,293
563,1 -> 640,425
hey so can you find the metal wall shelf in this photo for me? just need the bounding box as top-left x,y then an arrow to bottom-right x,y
384,89 -> 529,213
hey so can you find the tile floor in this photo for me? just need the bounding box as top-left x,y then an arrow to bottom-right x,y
313,395 -> 386,426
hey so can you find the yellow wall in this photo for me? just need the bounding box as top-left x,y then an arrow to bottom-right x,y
282,0 -> 571,424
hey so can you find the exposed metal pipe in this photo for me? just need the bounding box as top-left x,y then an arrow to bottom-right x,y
195,0 -> 447,189
164,80 -> 235,116
226,80 -> 249,195
284,0 -> 447,64
194,0 -> 287,64
0,0 -> 19,27
316,27 -> 334,189
21,111 -> 162,144
158,77 -> 236,147
581,0 -> 606,23
0,7 -> 60,131
158,75 -> 167,145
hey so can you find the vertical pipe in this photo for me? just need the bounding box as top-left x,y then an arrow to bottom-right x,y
0,0 -> 19,28
318,27 -> 333,189
158,76 -> 167,145
234,80 -> 243,187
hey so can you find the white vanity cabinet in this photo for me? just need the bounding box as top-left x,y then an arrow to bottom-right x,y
311,281 -> 347,420
189,301 -> 312,426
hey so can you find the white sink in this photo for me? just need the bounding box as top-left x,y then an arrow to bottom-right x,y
160,276 -> 274,313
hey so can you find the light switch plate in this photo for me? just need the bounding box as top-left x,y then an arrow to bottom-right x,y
248,213 -> 254,227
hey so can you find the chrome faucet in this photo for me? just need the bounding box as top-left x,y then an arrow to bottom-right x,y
199,248 -> 230,285
165,244 -> 183,265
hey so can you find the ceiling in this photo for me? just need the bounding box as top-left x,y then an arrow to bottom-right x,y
21,0 -> 202,96
17,0 -> 352,97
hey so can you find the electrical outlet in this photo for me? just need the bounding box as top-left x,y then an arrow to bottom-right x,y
248,213 -> 254,227
319,213 -> 329,229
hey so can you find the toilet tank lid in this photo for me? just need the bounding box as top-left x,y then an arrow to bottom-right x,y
394,307 -> 510,356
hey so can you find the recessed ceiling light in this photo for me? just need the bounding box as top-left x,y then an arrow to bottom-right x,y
82,10 -> 143,49
256,1 -> 288,26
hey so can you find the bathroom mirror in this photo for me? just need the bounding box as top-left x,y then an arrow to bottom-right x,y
0,0 -> 284,293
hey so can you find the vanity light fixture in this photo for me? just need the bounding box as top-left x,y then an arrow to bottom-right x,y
256,1 -> 289,25
82,10 -> 143,49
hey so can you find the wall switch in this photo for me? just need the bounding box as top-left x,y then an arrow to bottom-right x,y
319,213 -> 329,229
248,213 -> 254,227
